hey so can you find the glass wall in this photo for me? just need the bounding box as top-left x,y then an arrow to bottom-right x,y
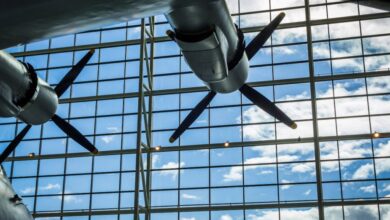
2,0 -> 390,219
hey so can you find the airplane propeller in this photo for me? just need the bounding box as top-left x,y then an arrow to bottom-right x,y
0,49 -> 98,164
170,91 -> 216,143
169,12 -> 296,143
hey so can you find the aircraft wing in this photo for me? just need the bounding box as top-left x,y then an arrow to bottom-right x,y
1,0 -> 389,50
0,0 -> 215,50
359,0 -> 390,11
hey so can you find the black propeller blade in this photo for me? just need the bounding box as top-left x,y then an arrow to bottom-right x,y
53,49 -> 98,154
240,12 -> 296,129
0,49 -> 98,164
52,114 -> 98,154
245,12 -> 285,60
0,125 -> 32,164
169,91 -> 216,143
240,84 -> 296,129
241,12 -> 296,129
55,49 -> 95,97
169,12 -> 294,143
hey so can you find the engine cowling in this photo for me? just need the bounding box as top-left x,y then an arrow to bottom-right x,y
166,0 -> 249,94
170,25 -> 248,94
0,51 -> 58,125
174,25 -> 229,84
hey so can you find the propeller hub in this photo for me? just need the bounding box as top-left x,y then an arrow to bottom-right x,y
18,77 -> 58,125
208,51 -> 248,93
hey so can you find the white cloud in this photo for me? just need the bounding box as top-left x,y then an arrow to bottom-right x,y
21,183 -> 62,196
241,106 -> 272,124
249,145 -> 276,156
344,205 -> 379,220
324,139 -> 390,181
161,161 -> 184,169
236,69 -> 390,182
63,194 -> 82,204
335,97 -> 368,117
360,184 -> 376,193
383,184 -> 390,192
352,163 -> 374,180
181,218 -> 196,220
281,180 -> 291,190
223,145 -> 276,182
247,205 -> 385,220
259,170 -> 273,174
217,152 -> 224,157
248,208 -> 318,220
21,187 -> 35,194
40,183 -> 61,191
337,117 -> 371,136
223,166 -> 243,182
317,80 -> 367,98
319,142 -> 338,160
278,143 -> 314,162
236,2 -> 390,73
291,163 -> 315,174
101,135 -> 114,144
367,76 -> 390,94
243,123 -> 275,141
361,17 -> 390,36
223,145 -> 316,182
279,91 -> 310,102
55,190 -> 82,204
276,101 -> 312,120
181,193 -> 200,200
319,139 -> 377,178
239,0 -> 268,13
375,158 -> 390,176
239,92 -> 312,141
338,140 -> 372,159
273,46 -> 297,55
247,210 -> 279,220
271,0 -> 304,10
159,161 -> 185,180
107,126 -> 120,132
304,189 -> 312,196
376,141 -> 390,157
239,73 -> 390,140
240,13 -> 270,28
152,154 -> 159,168
220,214 -> 233,220
273,27 -> 306,45
321,161 -> 340,173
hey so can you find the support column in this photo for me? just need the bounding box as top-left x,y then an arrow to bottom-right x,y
304,0 -> 325,219
133,17 -> 155,220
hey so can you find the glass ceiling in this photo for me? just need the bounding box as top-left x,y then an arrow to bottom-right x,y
2,0 -> 390,219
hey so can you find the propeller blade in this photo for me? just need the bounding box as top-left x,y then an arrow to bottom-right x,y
170,91 -> 216,143
54,49 -> 95,97
239,84 -> 297,129
0,125 -> 32,164
51,114 -> 98,154
245,12 -> 285,60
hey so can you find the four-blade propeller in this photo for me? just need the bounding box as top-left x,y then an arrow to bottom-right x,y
169,12 -> 296,143
0,49 -> 98,164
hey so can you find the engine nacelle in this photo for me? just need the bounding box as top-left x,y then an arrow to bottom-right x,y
17,66 -> 58,125
166,0 -> 249,93
174,26 -> 229,84
170,26 -> 248,93
209,50 -> 248,94
0,51 -> 58,125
